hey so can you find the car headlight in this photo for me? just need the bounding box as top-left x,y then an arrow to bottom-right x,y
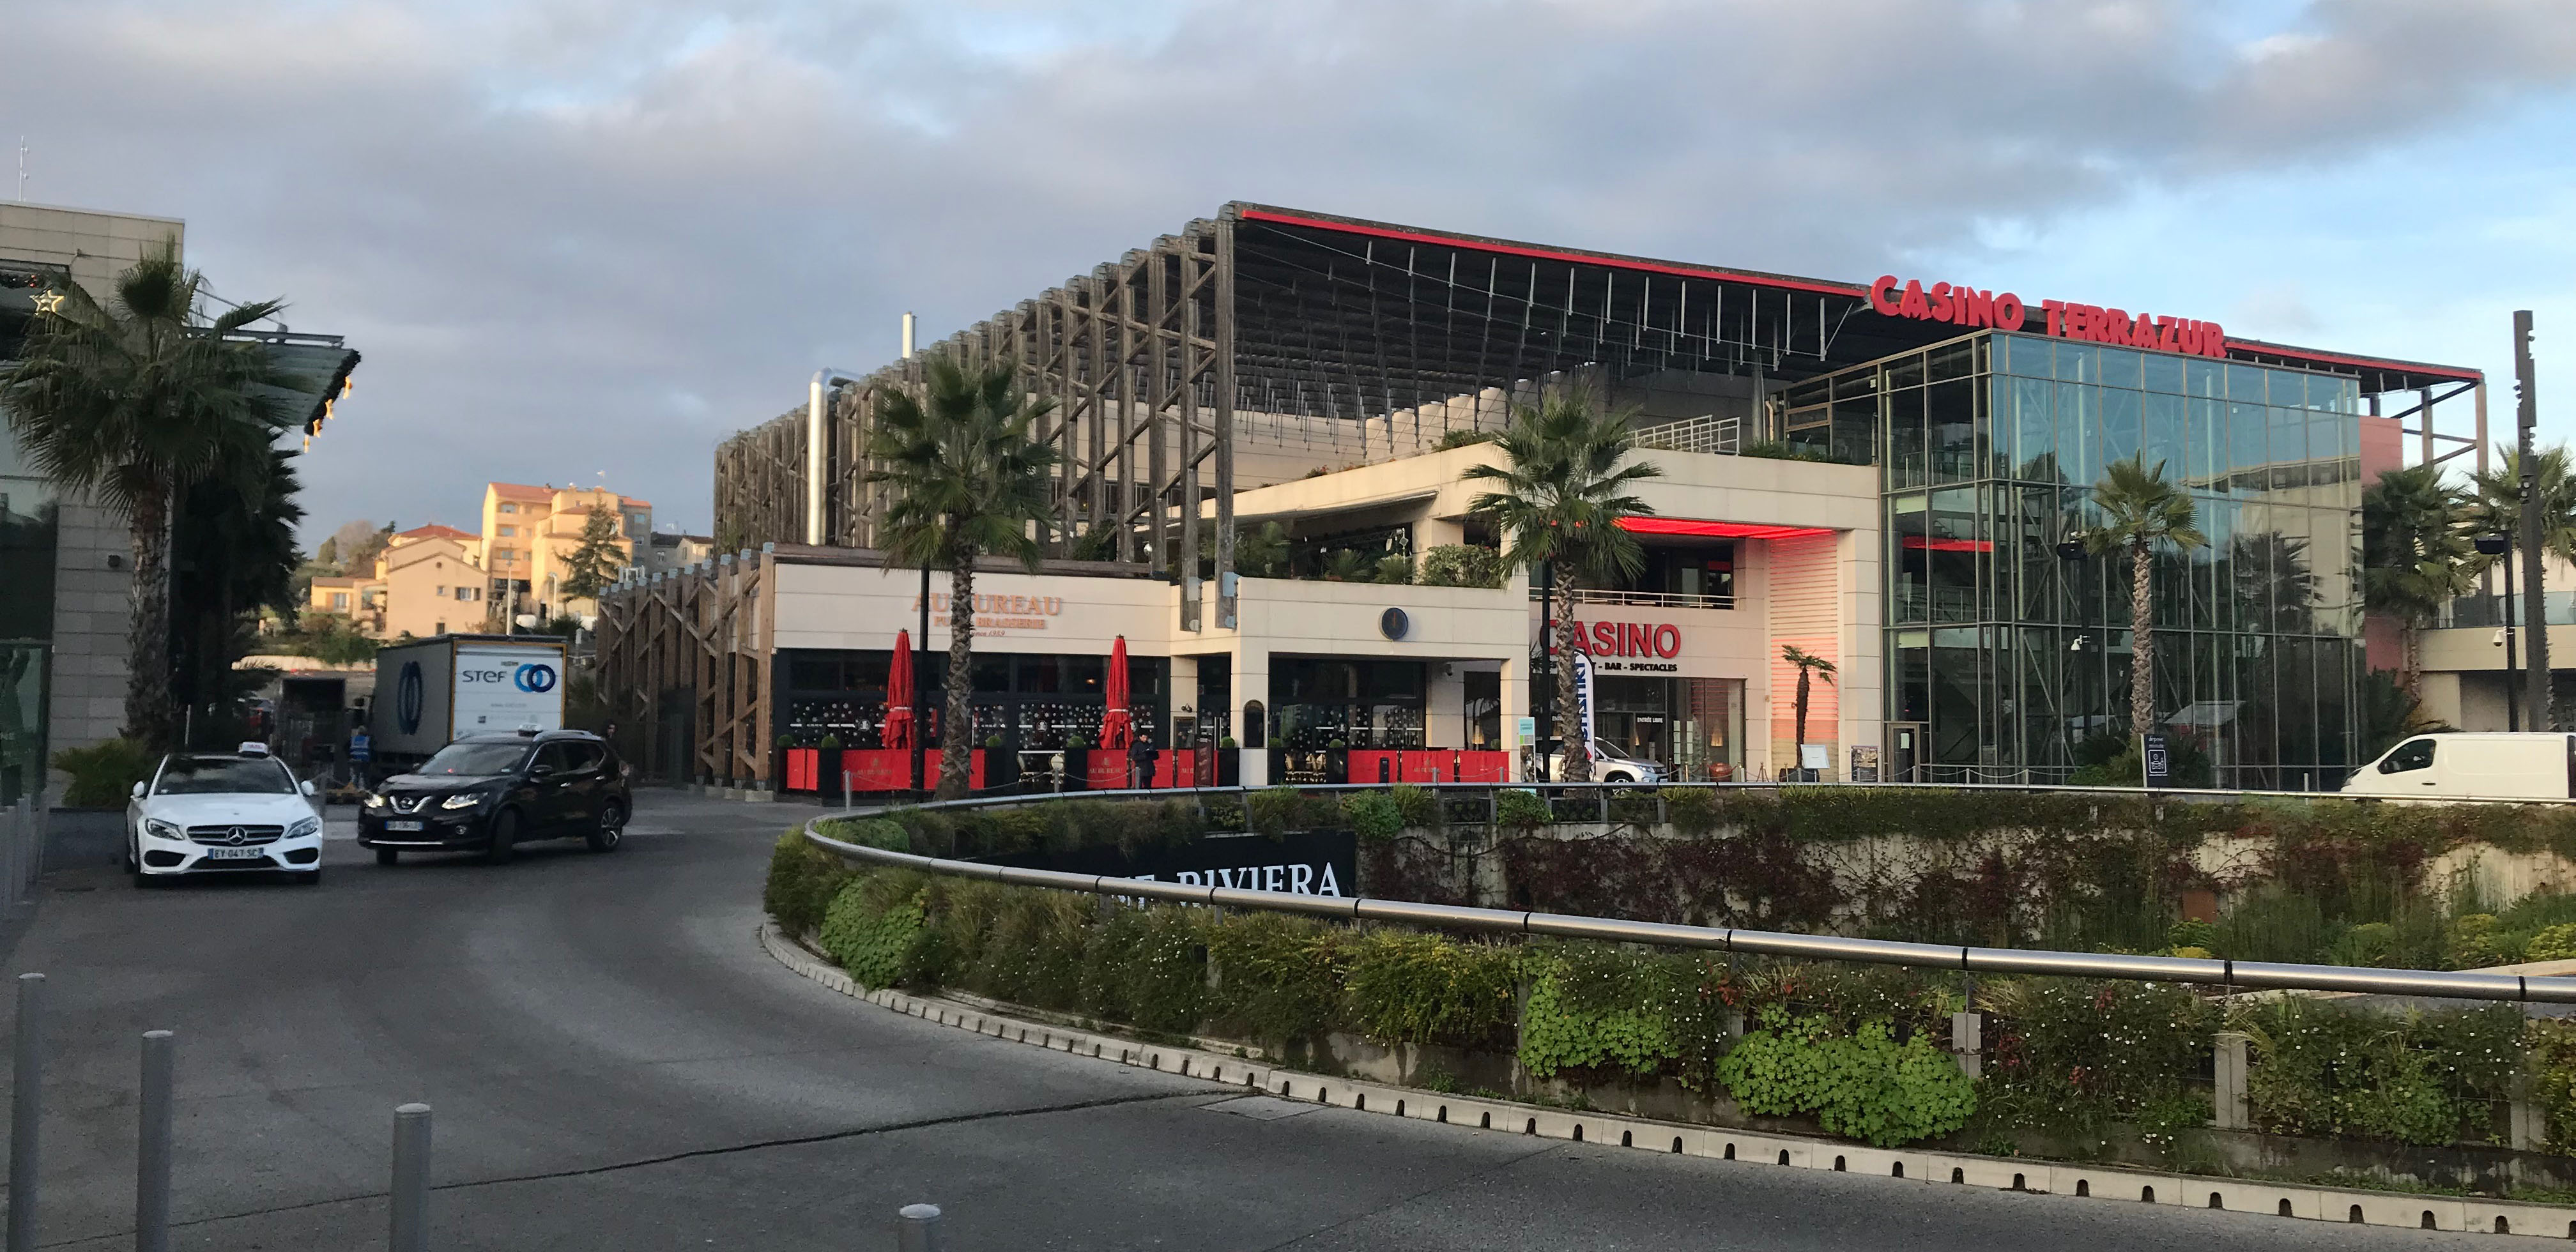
364,793 -> 387,809
441,792 -> 487,810
288,816 -> 321,839
143,818 -> 185,841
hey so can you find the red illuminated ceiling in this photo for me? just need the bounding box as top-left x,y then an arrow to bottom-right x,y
1618,517 -> 1836,542
1901,536 -> 1994,553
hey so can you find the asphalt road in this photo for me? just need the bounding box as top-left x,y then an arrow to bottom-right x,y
0,790 -> 2508,1250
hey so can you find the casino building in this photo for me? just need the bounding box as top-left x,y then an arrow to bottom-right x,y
598,204 -> 2483,793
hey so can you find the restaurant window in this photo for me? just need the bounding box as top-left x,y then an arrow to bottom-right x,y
1464,669 -> 1501,749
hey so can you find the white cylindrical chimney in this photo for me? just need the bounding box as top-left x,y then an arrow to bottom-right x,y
901,312 -> 916,360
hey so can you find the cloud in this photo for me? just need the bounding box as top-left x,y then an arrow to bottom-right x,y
4,0 -> 2572,538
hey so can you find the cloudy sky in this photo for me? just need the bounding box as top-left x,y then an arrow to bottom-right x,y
8,0 -> 2575,542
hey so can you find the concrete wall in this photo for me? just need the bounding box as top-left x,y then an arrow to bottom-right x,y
47,495 -> 134,766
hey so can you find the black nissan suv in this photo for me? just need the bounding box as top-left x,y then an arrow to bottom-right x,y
358,729 -> 631,864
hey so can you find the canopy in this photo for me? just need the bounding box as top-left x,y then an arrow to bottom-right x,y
882,629 -> 915,750
1098,636 -> 1135,750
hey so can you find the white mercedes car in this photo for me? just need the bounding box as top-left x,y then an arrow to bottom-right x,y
127,747 -> 325,886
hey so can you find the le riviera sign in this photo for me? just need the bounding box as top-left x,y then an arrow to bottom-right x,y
1869,275 -> 2228,359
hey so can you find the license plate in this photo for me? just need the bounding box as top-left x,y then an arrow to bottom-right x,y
385,820 -> 424,832
203,846 -> 267,860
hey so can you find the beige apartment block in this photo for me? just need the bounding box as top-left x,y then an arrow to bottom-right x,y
480,482 -> 650,621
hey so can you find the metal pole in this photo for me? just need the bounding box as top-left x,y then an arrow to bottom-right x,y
894,1203 -> 942,1252
914,565 -> 930,798
9,972 -> 42,1252
2517,310 -> 2551,729
390,1103 -> 430,1252
1534,560 -> 1553,782
2506,532 -> 2522,731
135,1031 -> 174,1252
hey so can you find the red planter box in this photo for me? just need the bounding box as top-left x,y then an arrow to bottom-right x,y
836,748 -> 986,793
1346,749 -> 1512,784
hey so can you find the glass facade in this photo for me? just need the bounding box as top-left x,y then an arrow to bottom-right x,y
1784,332 -> 2364,790
0,429 -> 56,806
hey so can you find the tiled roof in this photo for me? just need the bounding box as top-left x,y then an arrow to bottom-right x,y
487,482 -> 552,500
397,524 -> 477,540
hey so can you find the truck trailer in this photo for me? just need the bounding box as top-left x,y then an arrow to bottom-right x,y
368,634 -> 568,768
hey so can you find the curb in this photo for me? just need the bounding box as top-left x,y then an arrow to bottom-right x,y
759,921 -> 2574,1239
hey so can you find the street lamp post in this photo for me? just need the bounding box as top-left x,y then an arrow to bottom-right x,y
2478,531 -> 2519,731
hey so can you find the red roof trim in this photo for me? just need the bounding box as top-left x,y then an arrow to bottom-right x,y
1236,208 -> 1869,300
1618,517 -> 1837,541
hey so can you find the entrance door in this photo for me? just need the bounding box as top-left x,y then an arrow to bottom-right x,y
1887,722 -> 1926,783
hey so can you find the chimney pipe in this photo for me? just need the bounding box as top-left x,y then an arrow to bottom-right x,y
807,369 -> 861,546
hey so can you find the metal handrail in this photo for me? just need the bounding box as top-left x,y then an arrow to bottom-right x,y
799,793 -> 2576,1004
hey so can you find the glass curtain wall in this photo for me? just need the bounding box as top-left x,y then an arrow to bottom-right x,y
1788,332 -> 2363,790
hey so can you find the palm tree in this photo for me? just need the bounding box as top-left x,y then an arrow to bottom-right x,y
1780,644 -> 1837,774
2463,446 -> 2576,565
864,356 -> 1061,799
2359,464 -> 2475,698
1464,390 -> 1660,781
2085,455 -> 2207,744
0,241 -> 295,747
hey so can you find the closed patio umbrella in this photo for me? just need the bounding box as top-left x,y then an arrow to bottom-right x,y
882,629 -> 914,750
1098,636 -> 1134,750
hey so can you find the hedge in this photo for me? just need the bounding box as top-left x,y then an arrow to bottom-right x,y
765,832 -> 2576,1166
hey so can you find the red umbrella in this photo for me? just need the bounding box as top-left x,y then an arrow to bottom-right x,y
882,629 -> 914,750
1098,635 -> 1134,750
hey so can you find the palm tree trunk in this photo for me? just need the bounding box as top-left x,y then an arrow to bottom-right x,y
2129,537 -> 2155,744
1556,602 -> 1591,782
125,481 -> 176,749
940,558 -> 976,800
1794,668 -> 1811,758
2400,620 -> 2424,701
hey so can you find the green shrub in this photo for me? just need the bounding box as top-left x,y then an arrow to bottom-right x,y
1206,912 -> 1346,1045
1416,544 -> 1504,588
817,816 -> 911,853
764,829 -> 857,936
1341,791 -> 1404,844
1248,785 -> 1304,838
1078,904 -> 1208,1034
1340,931 -> 1519,1048
1390,784 -> 1439,829
1492,789 -> 1551,830
818,873 -> 930,989
52,737 -> 155,808
1662,788 -> 1719,835
1715,1007 -> 1976,1147
1607,790 -> 1660,825
2241,998 -> 2519,1145
1978,978 -> 2211,1139
2526,922 -> 2576,963
1434,428 -> 1498,450
1520,972 -> 1676,1080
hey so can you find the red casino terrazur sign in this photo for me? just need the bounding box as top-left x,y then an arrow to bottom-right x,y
1869,275 -> 2228,359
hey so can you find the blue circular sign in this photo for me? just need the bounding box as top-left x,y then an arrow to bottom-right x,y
514,663 -> 558,694
395,661 -> 425,735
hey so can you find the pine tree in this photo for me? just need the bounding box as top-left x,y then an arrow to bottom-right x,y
560,508 -> 627,602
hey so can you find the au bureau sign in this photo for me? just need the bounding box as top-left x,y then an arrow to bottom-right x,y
912,591 -> 1067,635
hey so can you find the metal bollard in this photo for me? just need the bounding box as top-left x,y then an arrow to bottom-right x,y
390,1104 -> 431,1252
137,1030 -> 174,1252
8,972 -> 43,1252
894,1203 -> 942,1252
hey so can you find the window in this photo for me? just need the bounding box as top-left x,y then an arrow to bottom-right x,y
434,585 -> 446,595
434,621 -> 445,634
2379,738 -> 2436,774
456,586 -> 479,602
330,592 -> 349,609
499,525 -> 517,537
500,503 -> 518,514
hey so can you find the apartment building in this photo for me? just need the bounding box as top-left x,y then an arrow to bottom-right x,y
480,482 -> 651,622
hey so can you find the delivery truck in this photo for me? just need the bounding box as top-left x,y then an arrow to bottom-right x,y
368,634 -> 568,770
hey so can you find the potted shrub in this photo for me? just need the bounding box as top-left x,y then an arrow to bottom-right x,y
983,733 -> 1016,788
1216,736 -> 1240,786
816,733 -> 843,799
1325,737 -> 1350,784
1059,733 -> 1092,792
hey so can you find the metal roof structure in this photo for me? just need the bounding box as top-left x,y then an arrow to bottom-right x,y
714,202 -> 2488,628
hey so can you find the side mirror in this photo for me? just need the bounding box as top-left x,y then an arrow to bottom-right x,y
530,763 -> 555,778
301,780 -> 319,797
131,781 -> 147,799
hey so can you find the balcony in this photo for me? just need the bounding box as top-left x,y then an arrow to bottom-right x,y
1531,587 -> 1735,611
2444,593 -> 2576,629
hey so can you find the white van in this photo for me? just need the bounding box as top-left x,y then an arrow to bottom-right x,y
2343,733 -> 2576,801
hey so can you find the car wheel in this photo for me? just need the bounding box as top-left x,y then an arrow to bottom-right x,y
374,846 -> 399,866
586,800 -> 625,853
485,809 -> 519,865
1605,771 -> 1634,784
